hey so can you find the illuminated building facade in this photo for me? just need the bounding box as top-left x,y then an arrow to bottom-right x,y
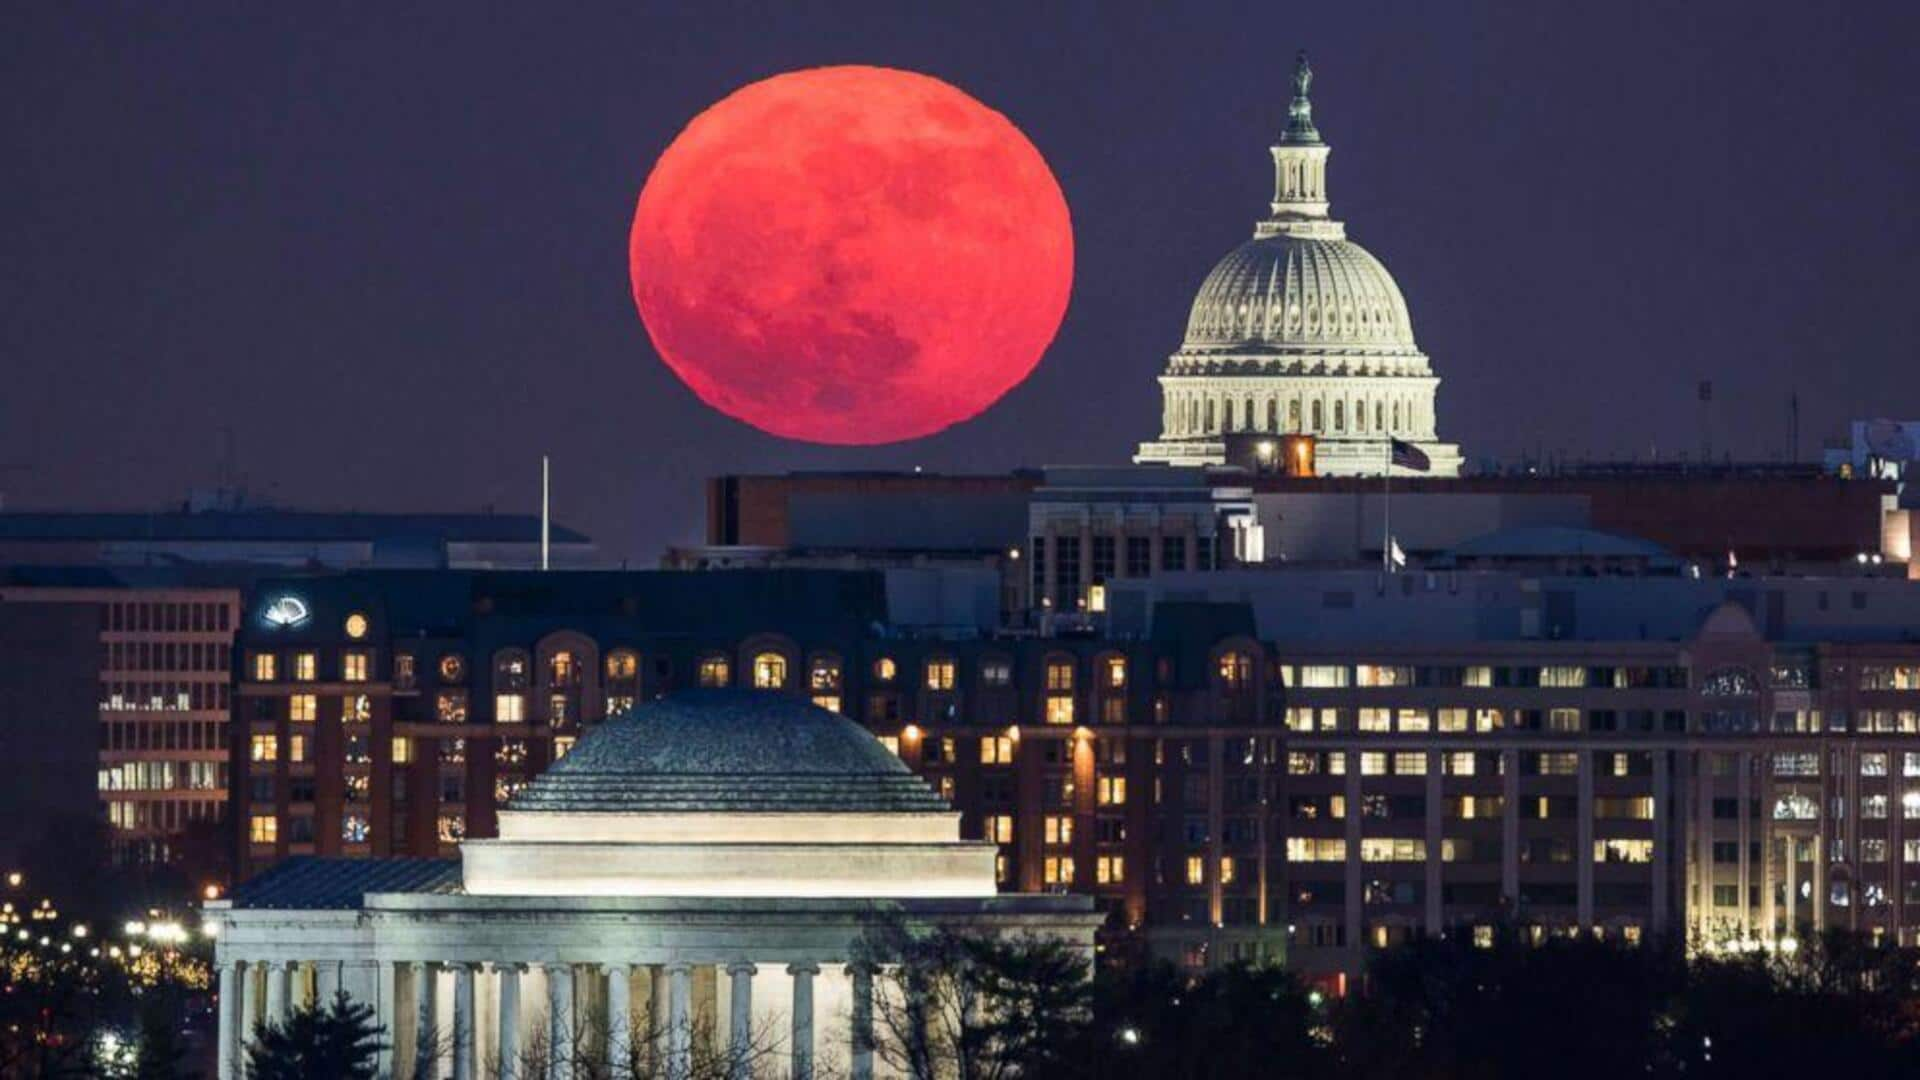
231,564 -> 1920,986
0,573 -> 241,866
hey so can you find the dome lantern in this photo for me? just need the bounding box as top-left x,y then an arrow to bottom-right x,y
1264,51 -> 1334,231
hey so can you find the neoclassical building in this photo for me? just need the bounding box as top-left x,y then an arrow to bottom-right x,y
211,691 -> 1099,1079
1135,54 -> 1463,476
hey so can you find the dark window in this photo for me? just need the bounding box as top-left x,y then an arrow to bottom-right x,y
1125,537 -> 1151,577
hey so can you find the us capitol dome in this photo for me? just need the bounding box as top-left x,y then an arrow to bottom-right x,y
1135,54 -> 1463,476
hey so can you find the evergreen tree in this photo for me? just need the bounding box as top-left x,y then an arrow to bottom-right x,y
243,990 -> 384,1080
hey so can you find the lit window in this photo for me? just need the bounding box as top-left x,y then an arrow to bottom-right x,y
344,694 -> 371,723
248,816 -> 277,844
342,815 -> 369,844
1045,698 -> 1075,726
984,815 -> 1014,844
1097,856 -> 1125,884
878,735 -> 900,757
553,736 -> 576,759
1044,816 -> 1073,845
1393,752 -> 1428,776
873,657 -> 897,682
1045,661 -> 1074,691
496,694 -> 525,723
438,654 -> 465,682
344,613 -> 369,640
811,695 -> 842,715
1105,658 -> 1127,688
1217,652 -> 1252,689
698,657 -> 731,688
436,693 -> 467,724
981,659 -> 1012,686
1043,856 -> 1075,885
548,651 -> 577,687
437,816 -> 465,844
1185,856 -> 1205,885
1594,839 -> 1655,864
287,734 -> 308,762
996,853 -> 1009,884
981,736 -> 1015,765
293,652 -> 317,681
249,734 -> 278,762
1098,776 -> 1127,806
289,694 -> 317,722
1219,856 -> 1236,884
752,652 -> 788,689
392,737 -> 412,764
342,651 -> 370,683
926,659 -> 956,691
809,658 -> 842,691
252,653 -> 277,682
938,775 -> 955,800
605,651 -> 638,680
1360,752 -> 1387,776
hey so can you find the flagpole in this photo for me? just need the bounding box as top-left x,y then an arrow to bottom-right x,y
1382,439 -> 1392,575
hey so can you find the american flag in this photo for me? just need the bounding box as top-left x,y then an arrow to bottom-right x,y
1390,438 -> 1431,473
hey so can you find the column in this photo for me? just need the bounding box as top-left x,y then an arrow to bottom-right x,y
788,963 -> 818,1080
1424,754 -> 1443,933
1653,750 -> 1672,933
849,962 -> 875,1080
1577,749 -> 1595,931
374,962 -> 398,1080
496,964 -> 522,1080
264,962 -> 290,1027
315,959 -> 340,1007
238,961 -> 259,1046
1343,750 -> 1363,959
667,963 -> 693,1080
452,964 -> 476,1080
725,963 -> 755,1080
1502,749 -> 1521,913
605,964 -> 632,1075
412,962 -> 437,1080
1736,751 -> 1753,937
217,961 -> 238,1080
547,964 -> 575,1080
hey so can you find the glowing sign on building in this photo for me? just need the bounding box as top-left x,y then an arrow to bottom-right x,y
261,596 -> 311,628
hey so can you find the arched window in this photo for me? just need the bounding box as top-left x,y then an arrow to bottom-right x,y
1311,400 -> 1324,432
1333,400 -> 1345,432
605,650 -> 638,681
1204,399 -> 1216,433
1355,400 -> 1368,432
752,652 -> 788,689
873,657 -> 897,682
1392,401 -> 1401,431
1288,399 -> 1302,432
1217,651 -> 1253,690
1376,402 -> 1385,432
547,650 -> 578,688
698,655 -> 730,688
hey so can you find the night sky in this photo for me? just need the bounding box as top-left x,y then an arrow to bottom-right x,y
5,3 -> 1918,562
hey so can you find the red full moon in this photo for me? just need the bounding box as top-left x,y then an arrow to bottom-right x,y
629,66 -> 1074,444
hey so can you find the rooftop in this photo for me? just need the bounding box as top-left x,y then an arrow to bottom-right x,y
506,689 -> 951,815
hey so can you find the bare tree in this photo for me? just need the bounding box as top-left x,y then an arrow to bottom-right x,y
854,919 -> 1090,1080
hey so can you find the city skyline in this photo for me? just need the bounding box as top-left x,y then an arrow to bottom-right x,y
5,3 -> 1919,563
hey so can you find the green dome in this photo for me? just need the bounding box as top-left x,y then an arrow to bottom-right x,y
508,689 -> 948,814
